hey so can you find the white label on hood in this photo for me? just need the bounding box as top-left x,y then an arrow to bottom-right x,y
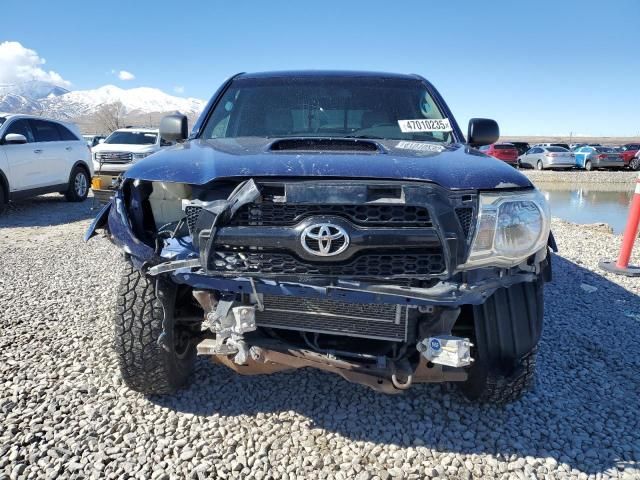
398,118 -> 452,133
395,141 -> 445,152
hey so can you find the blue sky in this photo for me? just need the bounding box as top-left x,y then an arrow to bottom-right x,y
2,0 -> 640,136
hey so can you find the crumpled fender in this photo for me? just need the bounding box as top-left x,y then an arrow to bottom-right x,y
108,193 -> 158,267
84,192 -> 159,269
84,201 -> 112,242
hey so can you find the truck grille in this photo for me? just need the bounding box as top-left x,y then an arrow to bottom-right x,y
455,207 -> 474,238
95,151 -> 133,164
184,205 -> 202,234
185,197 -> 455,279
209,250 -> 445,277
256,295 -> 408,341
229,204 -> 432,227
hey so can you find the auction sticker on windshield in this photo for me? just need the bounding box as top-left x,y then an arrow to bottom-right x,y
398,118 -> 452,133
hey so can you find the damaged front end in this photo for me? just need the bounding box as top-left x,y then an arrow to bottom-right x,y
87,177 -> 549,394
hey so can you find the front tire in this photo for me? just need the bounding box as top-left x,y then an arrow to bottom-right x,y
114,262 -> 196,394
0,183 -> 7,214
630,157 -> 640,171
65,166 -> 89,202
459,279 -> 543,404
459,347 -> 538,404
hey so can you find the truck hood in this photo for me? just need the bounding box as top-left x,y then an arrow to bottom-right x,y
124,137 -> 533,190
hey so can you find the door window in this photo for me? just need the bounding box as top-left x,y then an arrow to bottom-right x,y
29,120 -> 62,142
4,119 -> 35,143
55,123 -> 80,141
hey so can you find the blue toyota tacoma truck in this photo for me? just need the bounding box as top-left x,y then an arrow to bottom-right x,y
86,71 -> 553,403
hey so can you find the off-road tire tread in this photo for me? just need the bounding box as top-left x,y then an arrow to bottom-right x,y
114,262 -> 193,394
469,347 -> 537,404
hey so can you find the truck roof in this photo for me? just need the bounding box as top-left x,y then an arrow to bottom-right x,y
237,70 -> 422,81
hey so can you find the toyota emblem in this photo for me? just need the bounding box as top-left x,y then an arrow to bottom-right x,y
301,223 -> 350,257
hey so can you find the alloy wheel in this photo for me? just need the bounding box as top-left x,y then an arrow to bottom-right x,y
75,172 -> 88,197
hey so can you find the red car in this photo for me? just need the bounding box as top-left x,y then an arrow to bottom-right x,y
479,143 -> 519,165
620,144 -> 640,170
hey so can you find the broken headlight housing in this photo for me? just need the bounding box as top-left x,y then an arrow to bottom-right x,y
461,189 -> 550,269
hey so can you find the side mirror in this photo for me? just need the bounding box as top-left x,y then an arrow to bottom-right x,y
98,139 -> 105,144
467,118 -> 499,147
160,114 -> 188,143
3,133 -> 28,145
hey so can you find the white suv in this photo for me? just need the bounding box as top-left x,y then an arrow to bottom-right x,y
90,128 -> 173,203
0,113 -> 93,211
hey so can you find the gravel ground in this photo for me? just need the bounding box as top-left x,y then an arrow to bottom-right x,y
521,170 -> 638,185
1,195 -> 639,480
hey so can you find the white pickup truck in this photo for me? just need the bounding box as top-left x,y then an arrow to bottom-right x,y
91,127 -> 174,202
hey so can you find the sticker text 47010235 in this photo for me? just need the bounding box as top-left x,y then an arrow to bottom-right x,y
398,118 -> 452,133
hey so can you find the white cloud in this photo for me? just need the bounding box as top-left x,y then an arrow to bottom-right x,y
173,85 -> 184,94
117,70 -> 135,81
0,41 -> 70,87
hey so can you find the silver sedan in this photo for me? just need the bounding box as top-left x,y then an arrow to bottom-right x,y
518,146 -> 576,170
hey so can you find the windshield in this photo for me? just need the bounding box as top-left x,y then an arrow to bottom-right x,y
104,131 -> 157,145
0,117 -> 5,128
200,77 -> 455,143
595,147 -> 616,153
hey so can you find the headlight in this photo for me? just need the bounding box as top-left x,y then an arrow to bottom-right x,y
133,152 -> 152,160
462,190 -> 550,269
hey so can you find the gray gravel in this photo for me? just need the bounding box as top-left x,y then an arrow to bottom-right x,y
1,195 -> 639,480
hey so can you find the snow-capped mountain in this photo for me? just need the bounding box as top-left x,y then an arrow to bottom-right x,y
41,85 -> 205,118
0,80 -> 70,100
0,93 -> 43,113
0,81 -> 205,119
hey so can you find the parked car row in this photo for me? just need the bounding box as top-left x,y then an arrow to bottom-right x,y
481,141 -> 640,170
